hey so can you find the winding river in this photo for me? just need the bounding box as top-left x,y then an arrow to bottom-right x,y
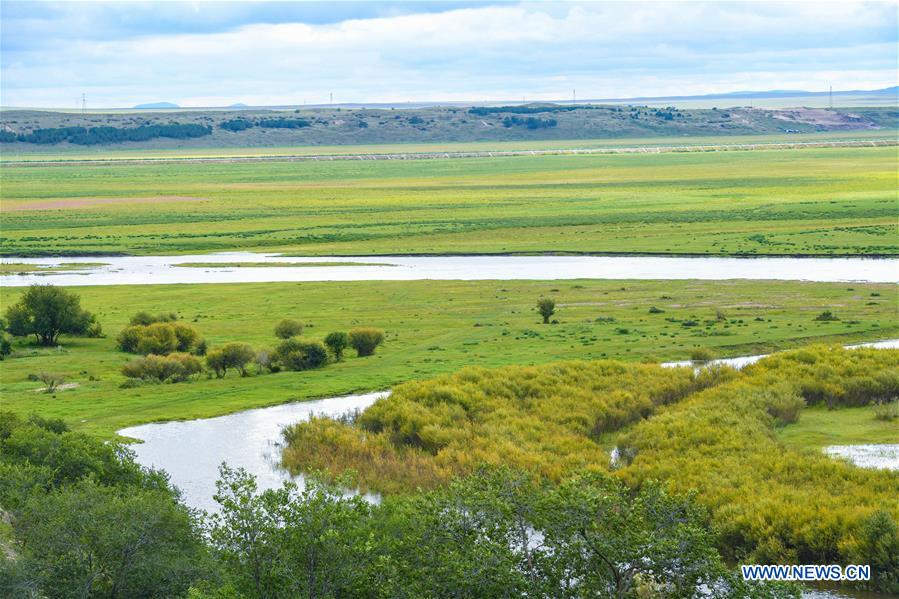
2,252 -> 897,286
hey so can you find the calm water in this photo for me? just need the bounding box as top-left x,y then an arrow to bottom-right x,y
2,252 -> 897,286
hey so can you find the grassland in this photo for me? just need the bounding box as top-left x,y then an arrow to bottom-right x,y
3,130 -> 896,162
0,278 -> 895,437
778,405 -> 899,448
2,145 -> 896,256
0,262 -> 107,274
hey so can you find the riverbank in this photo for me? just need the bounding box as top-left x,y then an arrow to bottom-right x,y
1,278 -> 895,436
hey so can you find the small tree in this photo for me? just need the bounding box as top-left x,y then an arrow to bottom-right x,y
0,333 -> 12,360
274,338 -> 329,371
348,328 -> 384,357
536,298 -> 555,324
275,319 -> 304,339
324,331 -> 349,361
38,372 -> 65,393
5,285 -> 95,346
206,343 -> 255,378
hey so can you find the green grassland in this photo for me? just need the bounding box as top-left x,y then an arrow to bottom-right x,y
3,130 -> 896,162
778,404 -> 899,448
0,278 -> 895,437
0,262 -> 106,274
2,145 -> 896,256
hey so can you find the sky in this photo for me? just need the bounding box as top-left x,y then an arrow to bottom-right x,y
1,1 -> 897,108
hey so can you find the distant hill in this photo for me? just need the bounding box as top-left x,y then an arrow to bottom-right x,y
2,104 -> 895,150
133,102 -> 180,109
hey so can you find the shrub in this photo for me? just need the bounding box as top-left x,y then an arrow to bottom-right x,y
348,328 -> 384,357
117,322 -> 202,355
536,298 -> 555,324
5,285 -> 96,345
874,400 -> 899,422
324,331 -> 349,361
690,347 -> 715,362
121,353 -> 203,383
0,334 -> 11,359
129,311 -> 178,326
275,338 -> 329,371
814,311 -> 840,322
38,372 -> 65,393
205,343 -> 255,378
648,306 -> 665,314
274,318 -> 304,339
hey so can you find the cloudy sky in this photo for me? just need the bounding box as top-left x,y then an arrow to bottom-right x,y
1,1 -> 896,108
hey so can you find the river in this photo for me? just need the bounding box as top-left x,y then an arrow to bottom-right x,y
2,252 -> 897,286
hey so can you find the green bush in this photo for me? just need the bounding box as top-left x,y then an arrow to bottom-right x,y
690,347 -> 715,362
274,338 -> 329,371
129,311 -> 178,326
121,353 -> 203,383
324,331 -> 349,361
205,342 -> 255,378
274,318 -> 304,339
348,327 -> 385,357
116,322 -> 203,355
536,298 -> 555,324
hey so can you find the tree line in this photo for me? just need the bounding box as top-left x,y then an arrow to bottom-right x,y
2,123 -> 212,145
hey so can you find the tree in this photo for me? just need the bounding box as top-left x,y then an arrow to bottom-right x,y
0,333 -> 11,359
206,342 -> 255,378
324,331 -> 349,361
9,480 -> 209,598
274,338 -> 328,371
537,298 -> 555,324
5,285 -> 95,346
348,328 -> 384,357
116,322 -> 202,355
38,372 -> 65,393
274,319 -> 304,339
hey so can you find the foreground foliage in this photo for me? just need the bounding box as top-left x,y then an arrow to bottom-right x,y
284,346 -> 899,592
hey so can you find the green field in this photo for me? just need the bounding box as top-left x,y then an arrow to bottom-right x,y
2,145 -> 896,257
1,278 -> 895,437
778,404 -> 899,448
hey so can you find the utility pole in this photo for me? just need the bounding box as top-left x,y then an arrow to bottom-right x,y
829,85 -> 833,110
329,92 -> 333,105
81,93 -> 86,114
572,89 -> 576,105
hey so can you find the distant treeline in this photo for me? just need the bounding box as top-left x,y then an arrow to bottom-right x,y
469,104 -> 598,115
2,123 -> 211,145
502,116 -> 558,129
220,117 -> 311,131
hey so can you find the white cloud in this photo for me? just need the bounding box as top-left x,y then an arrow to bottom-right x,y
1,1 -> 896,107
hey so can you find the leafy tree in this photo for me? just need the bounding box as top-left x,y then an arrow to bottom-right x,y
274,338 -> 328,371
324,331 -> 349,361
206,343 -> 255,378
117,322 -> 203,355
0,333 -> 11,359
536,298 -> 555,324
274,318 -> 304,339
348,327 -> 384,357
209,466 -> 372,599
5,285 -> 95,345
8,480 -> 209,598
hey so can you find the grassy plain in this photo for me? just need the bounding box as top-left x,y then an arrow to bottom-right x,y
0,278 -> 895,437
1,145 -> 896,257
778,405 -> 899,448
3,130 -> 896,162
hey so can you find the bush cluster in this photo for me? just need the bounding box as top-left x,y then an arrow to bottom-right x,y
121,352 -> 203,383
116,321 -> 203,355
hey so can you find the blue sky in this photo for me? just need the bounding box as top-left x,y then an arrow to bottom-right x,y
1,1 -> 896,108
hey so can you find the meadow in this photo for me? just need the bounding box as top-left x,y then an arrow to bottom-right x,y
1,144 -> 897,257
0,278 -> 895,437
